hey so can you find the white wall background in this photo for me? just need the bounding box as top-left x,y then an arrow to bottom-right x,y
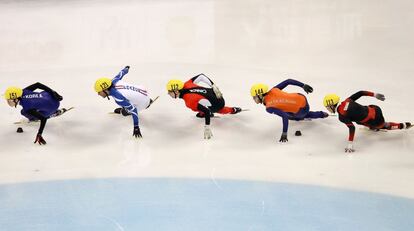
1,0 -> 413,71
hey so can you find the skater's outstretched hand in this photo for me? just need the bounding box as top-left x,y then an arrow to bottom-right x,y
303,84 -> 313,94
375,93 -> 385,101
345,142 -> 354,153
52,91 -> 63,101
133,126 -> 142,138
279,132 -> 288,142
204,125 -> 213,139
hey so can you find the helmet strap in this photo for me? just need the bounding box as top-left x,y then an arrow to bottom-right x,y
258,95 -> 265,104
172,89 -> 180,98
104,90 -> 110,100
328,104 -> 337,113
13,99 -> 19,108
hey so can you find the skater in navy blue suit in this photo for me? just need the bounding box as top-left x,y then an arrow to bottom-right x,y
4,83 -> 63,145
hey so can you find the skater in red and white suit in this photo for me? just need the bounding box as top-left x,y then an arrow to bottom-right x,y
166,74 -> 242,139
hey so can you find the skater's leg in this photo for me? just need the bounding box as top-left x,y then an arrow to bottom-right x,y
114,107 -> 131,116
305,111 -> 329,119
365,106 -> 412,130
290,104 -> 310,120
382,122 -> 412,130
21,109 -> 38,121
217,106 -> 241,114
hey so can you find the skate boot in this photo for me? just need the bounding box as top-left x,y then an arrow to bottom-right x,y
49,108 -> 66,118
114,108 -> 130,116
403,122 -> 413,129
114,108 -> 122,114
231,107 -> 242,114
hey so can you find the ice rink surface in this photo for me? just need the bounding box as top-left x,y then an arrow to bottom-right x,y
1,0 -> 414,230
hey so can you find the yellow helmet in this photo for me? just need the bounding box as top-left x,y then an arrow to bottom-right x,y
323,94 -> 340,107
94,78 -> 112,92
166,79 -> 184,91
250,83 -> 269,97
4,87 -> 23,100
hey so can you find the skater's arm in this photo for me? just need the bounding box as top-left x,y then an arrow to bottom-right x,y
274,79 -> 304,90
24,82 -> 62,101
125,104 -> 139,127
266,107 -> 290,142
266,108 -> 289,133
349,91 -> 385,101
112,90 -> 139,126
348,91 -> 375,101
339,115 -> 356,141
26,109 -> 47,135
112,66 -> 130,83
191,74 -> 214,87
25,82 -> 52,92
274,79 -> 313,94
197,103 -> 212,126
197,101 -> 214,139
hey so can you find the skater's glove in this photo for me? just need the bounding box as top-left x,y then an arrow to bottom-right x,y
125,66 -> 130,70
303,84 -> 313,94
279,132 -> 288,142
204,125 -> 213,139
133,126 -> 142,138
374,93 -> 385,101
345,141 -> 355,153
34,133 -> 47,145
212,84 -> 223,99
52,91 -> 63,101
